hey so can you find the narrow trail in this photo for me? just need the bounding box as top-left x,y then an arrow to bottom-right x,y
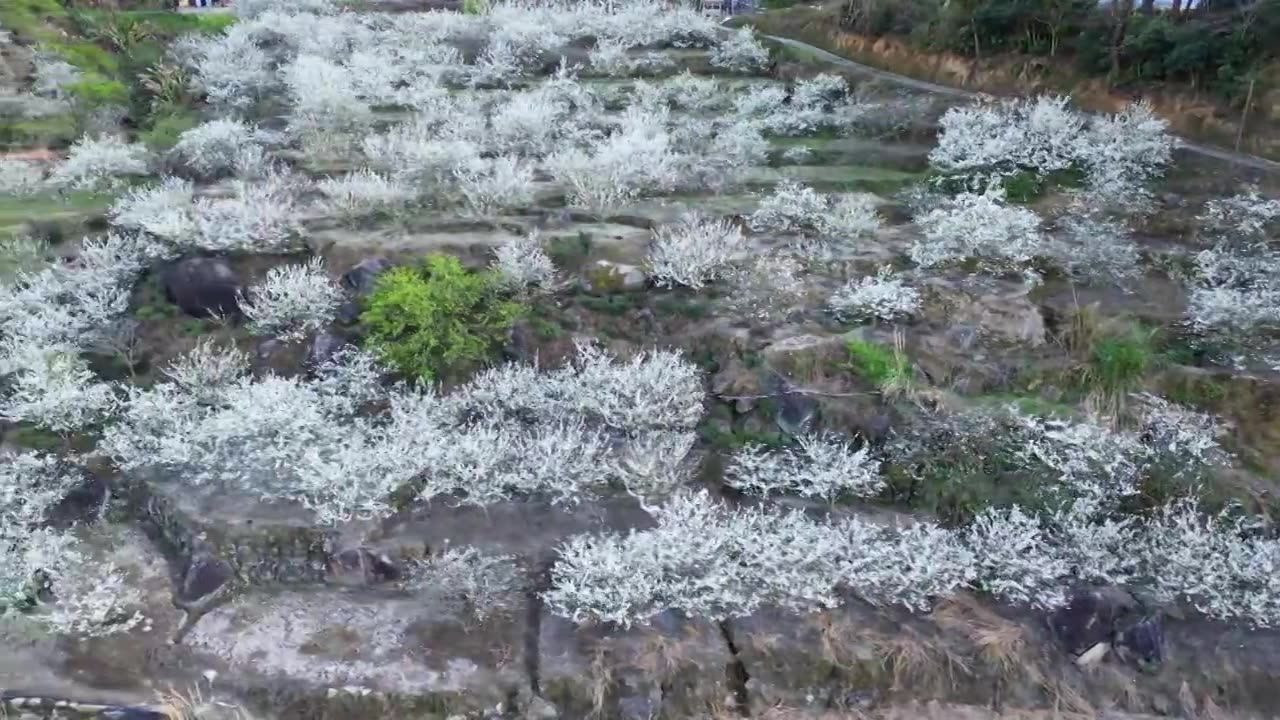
760,33 -> 1280,175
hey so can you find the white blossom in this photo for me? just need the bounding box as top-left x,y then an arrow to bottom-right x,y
109,177 -> 198,243
316,170 -> 416,218
45,135 -> 149,191
828,268 -> 921,322
491,231 -> 556,291
0,454 -> 143,636
239,258 -> 343,342
910,188 -> 1043,271
0,344 -> 116,433
170,119 -> 272,177
408,548 -> 521,620
723,253 -> 808,323
726,434 -> 883,502
453,155 -> 536,217
646,212 -> 747,290
1199,187 -> 1280,242
709,27 -> 770,73
0,159 -> 45,195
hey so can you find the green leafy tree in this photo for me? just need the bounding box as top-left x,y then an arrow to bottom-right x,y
360,255 -> 523,381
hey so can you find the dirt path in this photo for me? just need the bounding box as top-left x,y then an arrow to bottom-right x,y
760,33 -> 1280,175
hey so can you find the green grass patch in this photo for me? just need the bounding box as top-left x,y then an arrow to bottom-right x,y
0,114 -> 79,149
846,337 -> 912,393
74,9 -> 237,37
47,40 -> 120,74
0,0 -> 67,38
0,191 -> 115,240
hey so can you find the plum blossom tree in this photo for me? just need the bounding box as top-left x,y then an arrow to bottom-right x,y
239,258 -> 343,342
45,135 -> 149,191
828,268 -> 921,322
491,231 -> 557,291
910,187 -> 1043,272
170,119 -> 274,178
709,27 -> 770,73
726,434 -> 884,502
315,170 -> 417,218
1,451 -> 144,636
646,212 -> 748,290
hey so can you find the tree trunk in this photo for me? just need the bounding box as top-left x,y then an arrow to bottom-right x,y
1109,0 -> 1135,83
1236,76 -> 1256,152
1172,0 -> 1182,17
1140,0 -> 1156,14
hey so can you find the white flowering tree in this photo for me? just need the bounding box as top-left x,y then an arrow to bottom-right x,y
316,170 -> 416,218
910,187 -> 1043,272
709,27 -> 770,73
45,135 -> 150,191
170,119 -> 275,178
749,181 -> 882,257
726,434 -> 883,502
101,340 -> 704,524
828,268 -> 921,322
491,231 -> 557,291
0,451 -> 145,636
929,95 -> 1173,204
646,212 -> 748,290
239,258 -> 343,342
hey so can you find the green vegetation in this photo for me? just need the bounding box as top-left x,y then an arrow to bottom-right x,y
0,191 -> 115,240
840,0 -> 1280,102
1,3 -> 233,146
930,166 -> 1086,203
140,109 -> 200,151
360,255 -> 524,381
0,115 -> 79,150
0,0 -> 67,40
1077,326 -> 1158,418
546,232 -> 593,269
846,336 -> 912,395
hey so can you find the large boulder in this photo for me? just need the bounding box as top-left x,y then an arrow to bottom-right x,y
162,257 -> 242,319
1049,585 -> 1140,657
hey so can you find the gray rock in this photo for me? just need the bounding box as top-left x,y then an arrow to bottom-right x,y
162,257 -> 242,319
341,256 -> 392,297
47,472 -> 108,529
1049,585 -> 1139,656
306,331 -> 349,371
177,552 -> 235,608
1116,616 -> 1164,665
328,546 -> 402,586
584,260 -> 647,293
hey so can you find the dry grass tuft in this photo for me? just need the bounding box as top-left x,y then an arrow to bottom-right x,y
153,684 -> 258,720
587,646 -> 615,719
869,624 -> 971,696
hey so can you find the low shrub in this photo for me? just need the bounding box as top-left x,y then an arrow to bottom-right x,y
360,255 -> 524,381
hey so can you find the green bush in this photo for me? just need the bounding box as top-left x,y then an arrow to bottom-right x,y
360,255 -> 523,381
140,110 -> 199,151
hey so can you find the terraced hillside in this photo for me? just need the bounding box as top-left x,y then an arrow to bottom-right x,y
2,2 -> 1280,719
